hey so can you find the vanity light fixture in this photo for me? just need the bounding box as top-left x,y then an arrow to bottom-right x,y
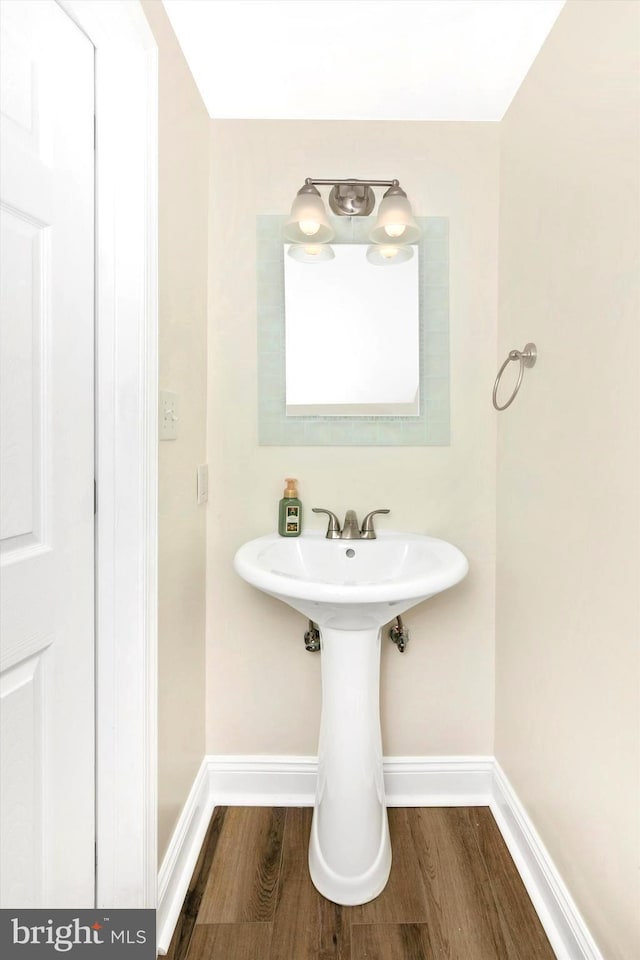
283,178 -> 421,247
284,181 -> 335,243
368,183 -> 421,245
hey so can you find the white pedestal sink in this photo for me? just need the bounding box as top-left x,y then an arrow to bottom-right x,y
234,530 -> 468,905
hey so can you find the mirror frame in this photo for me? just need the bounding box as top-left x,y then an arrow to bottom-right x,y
257,215 -> 450,446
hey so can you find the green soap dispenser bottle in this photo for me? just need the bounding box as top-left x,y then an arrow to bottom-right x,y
278,478 -> 302,537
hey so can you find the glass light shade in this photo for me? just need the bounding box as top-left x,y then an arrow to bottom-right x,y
284,191 -> 334,243
365,244 -> 414,266
287,243 -> 335,264
369,193 -> 420,245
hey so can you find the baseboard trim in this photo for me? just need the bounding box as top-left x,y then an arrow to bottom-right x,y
490,762 -> 604,960
156,758 -> 214,955
383,755 -> 494,806
208,754 -> 317,806
157,755 -> 603,960
207,753 -> 495,807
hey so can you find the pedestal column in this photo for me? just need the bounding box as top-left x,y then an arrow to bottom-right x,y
308,625 -> 391,905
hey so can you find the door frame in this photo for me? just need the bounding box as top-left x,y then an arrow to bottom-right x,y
56,0 -> 158,907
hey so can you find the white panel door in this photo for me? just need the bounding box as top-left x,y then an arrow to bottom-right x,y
0,0 -> 95,906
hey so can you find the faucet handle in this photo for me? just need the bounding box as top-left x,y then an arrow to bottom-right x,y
360,509 -> 390,540
312,508 -> 342,539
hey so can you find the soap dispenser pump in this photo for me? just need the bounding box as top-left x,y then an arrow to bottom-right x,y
278,478 -> 302,537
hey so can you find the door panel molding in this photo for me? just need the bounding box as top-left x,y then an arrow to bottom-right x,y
56,0 -> 158,909
0,647 -> 52,906
0,201 -> 50,555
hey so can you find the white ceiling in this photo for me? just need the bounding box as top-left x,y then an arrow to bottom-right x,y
162,0 -> 565,122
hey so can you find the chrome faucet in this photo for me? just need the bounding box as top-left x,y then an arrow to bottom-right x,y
341,509 -> 361,539
312,508 -> 390,540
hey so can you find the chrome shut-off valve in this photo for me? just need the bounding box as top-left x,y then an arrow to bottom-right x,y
304,620 -> 321,652
389,615 -> 410,653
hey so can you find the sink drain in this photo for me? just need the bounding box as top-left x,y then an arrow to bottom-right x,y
345,548 -> 355,558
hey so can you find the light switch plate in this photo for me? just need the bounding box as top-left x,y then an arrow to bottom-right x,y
159,390 -> 179,441
197,464 -> 209,504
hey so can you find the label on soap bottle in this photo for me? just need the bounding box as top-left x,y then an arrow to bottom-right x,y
285,504 -> 300,534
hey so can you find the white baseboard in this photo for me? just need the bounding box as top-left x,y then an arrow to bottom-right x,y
207,753 -> 494,807
383,755 -> 494,805
156,758 -> 214,955
156,755 -> 603,960
208,754 -> 317,806
490,762 -> 604,960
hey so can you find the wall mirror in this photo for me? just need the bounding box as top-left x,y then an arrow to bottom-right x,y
257,215 -> 450,446
284,243 -> 420,416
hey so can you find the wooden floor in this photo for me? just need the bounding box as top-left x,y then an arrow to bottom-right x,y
166,806 -> 556,960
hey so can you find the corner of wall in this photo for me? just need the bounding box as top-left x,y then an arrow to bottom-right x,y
141,0 -> 210,863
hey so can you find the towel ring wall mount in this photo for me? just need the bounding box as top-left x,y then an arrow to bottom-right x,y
492,343 -> 537,411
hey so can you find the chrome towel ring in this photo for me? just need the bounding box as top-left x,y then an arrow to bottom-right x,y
492,343 -> 537,411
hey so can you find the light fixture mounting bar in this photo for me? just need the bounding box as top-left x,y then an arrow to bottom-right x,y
307,178 -> 398,188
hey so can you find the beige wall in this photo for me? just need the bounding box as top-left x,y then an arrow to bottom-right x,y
496,3 -> 640,958
141,1 -> 209,862
207,120 -> 499,757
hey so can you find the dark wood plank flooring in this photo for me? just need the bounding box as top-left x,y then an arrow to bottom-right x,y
165,806 -> 555,960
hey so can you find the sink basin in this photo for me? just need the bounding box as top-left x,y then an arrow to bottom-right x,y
234,531 -> 468,629
233,529 -> 468,906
